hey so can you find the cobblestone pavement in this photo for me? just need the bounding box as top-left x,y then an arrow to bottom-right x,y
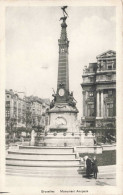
5,165 -> 116,187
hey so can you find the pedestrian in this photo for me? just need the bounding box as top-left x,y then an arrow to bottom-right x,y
86,156 -> 92,178
92,156 -> 98,179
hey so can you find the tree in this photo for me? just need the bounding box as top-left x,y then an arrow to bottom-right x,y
6,116 -> 17,142
26,110 -> 32,124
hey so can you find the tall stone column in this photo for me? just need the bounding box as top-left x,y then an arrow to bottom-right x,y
85,91 -> 88,117
96,91 -> 100,117
57,17 -> 69,92
103,101 -> 106,118
82,91 -> 86,117
101,90 -> 104,117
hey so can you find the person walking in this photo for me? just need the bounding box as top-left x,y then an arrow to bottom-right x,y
86,156 -> 92,178
92,156 -> 98,179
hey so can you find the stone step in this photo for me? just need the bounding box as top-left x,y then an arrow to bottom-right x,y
6,153 -> 78,161
6,145 -> 84,178
19,146 -> 74,154
6,158 -> 81,166
6,159 -> 84,167
6,167 -> 84,173
6,166 -> 84,177
6,152 -> 80,161
7,152 -> 76,160
5,172 -> 83,178
6,166 -> 83,171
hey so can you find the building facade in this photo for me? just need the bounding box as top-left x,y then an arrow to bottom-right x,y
5,89 -> 50,132
26,96 -> 50,128
5,90 -> 26,130
81,50 -> 116,137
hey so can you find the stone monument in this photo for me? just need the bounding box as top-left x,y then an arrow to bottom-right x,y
47,6 -> 79,134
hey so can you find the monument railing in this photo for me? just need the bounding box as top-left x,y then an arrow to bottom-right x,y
34,130 -> 95,146
38,131 -> 95,137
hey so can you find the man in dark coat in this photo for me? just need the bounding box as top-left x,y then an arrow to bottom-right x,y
92,156 -> 98,179
86,156 -> 92,178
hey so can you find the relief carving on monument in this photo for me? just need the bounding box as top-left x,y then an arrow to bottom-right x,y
55,117 -> 67,127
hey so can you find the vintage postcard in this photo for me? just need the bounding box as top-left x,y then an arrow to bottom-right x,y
0,0 -> 123,195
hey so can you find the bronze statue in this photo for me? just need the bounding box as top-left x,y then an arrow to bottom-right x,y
50,100 -> 54,109
59,16 -> 67,22
52,88 -> 56,102
59,6 -> 68,22
68,91 -> 77,107
61,6 -> 68,17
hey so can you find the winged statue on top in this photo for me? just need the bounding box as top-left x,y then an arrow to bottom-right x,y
59,6 -> 69,21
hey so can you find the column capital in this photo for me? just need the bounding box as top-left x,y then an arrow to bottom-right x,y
96,89 -> 100,93
100,89 -> 104,93
96,89 -> 104,93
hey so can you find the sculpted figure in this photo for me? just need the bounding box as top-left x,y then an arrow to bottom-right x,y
61,6 -> 68,17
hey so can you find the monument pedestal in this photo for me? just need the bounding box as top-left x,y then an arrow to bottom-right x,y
37,131 -> 95,147
43,132 -> 80,147
48,103 -> 78,133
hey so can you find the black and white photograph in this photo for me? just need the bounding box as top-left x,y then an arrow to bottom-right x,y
0,0 -> 122,195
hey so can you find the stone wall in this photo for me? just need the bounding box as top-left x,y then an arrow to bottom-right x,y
76,146 -> 102,154
79,150 -> 116,166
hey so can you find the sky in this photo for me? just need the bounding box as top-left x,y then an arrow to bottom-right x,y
6,6 -> 116,118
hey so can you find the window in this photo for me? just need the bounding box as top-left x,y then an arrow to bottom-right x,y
107,75 -> 111,81
90,77 -> 93,82
107,103 -> 113,117
107,60 -> 114,70
108,90 -> 113,96
87,104 -> 94,117
6,101 -> 10,105
14,101 -> 16,106
108,65 -> 112,70
90,123 -> 94,127
6,110 -> 10,117
100,75 -> 103,80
